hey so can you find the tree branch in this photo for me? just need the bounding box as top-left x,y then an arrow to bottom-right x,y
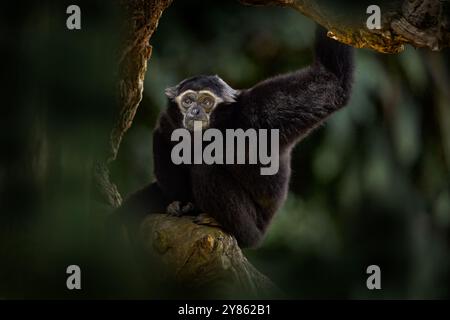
94,0 -> 173,208
111,0 -> 174,164
241,0 -> 450,53
137,214 -> 280,298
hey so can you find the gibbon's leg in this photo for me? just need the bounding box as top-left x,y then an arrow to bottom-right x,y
191,165 -> 267,248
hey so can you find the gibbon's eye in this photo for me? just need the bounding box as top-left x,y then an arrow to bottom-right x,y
182,97 -> 193,107
202,97 -> 214,111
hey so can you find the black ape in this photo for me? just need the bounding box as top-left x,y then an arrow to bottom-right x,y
119,27 -> 354,248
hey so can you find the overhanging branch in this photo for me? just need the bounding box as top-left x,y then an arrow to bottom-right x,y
241,0 -> 450,53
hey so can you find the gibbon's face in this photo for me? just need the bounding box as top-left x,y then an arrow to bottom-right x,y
165,75 -> 238,131
175,89 -> 222,130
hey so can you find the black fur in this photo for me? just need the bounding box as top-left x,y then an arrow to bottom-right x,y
119,27 -> 354,248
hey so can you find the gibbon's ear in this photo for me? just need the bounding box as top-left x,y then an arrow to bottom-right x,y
214,75 -> 238,103
164,85 -> 178,100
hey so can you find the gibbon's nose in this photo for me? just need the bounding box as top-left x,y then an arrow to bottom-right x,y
190,106 -> 200,116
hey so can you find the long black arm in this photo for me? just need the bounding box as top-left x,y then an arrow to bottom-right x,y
237,26 -> 354,147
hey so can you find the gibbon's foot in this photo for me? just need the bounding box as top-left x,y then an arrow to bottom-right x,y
193,213 -> 221,227
166,201 -> 195,217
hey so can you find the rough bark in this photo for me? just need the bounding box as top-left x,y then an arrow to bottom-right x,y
95,0 -> 173,208
111,0 -> 174,164
138,214 -> 279,297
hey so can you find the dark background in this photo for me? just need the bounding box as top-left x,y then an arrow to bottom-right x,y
1,0 -> 449,298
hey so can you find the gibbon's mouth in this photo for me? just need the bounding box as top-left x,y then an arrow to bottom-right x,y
184,118 -> 209,131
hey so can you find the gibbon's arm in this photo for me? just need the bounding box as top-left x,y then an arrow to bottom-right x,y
238,26 -> 354,146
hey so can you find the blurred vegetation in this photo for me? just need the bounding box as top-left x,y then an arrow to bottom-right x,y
1,0 -> 449,299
